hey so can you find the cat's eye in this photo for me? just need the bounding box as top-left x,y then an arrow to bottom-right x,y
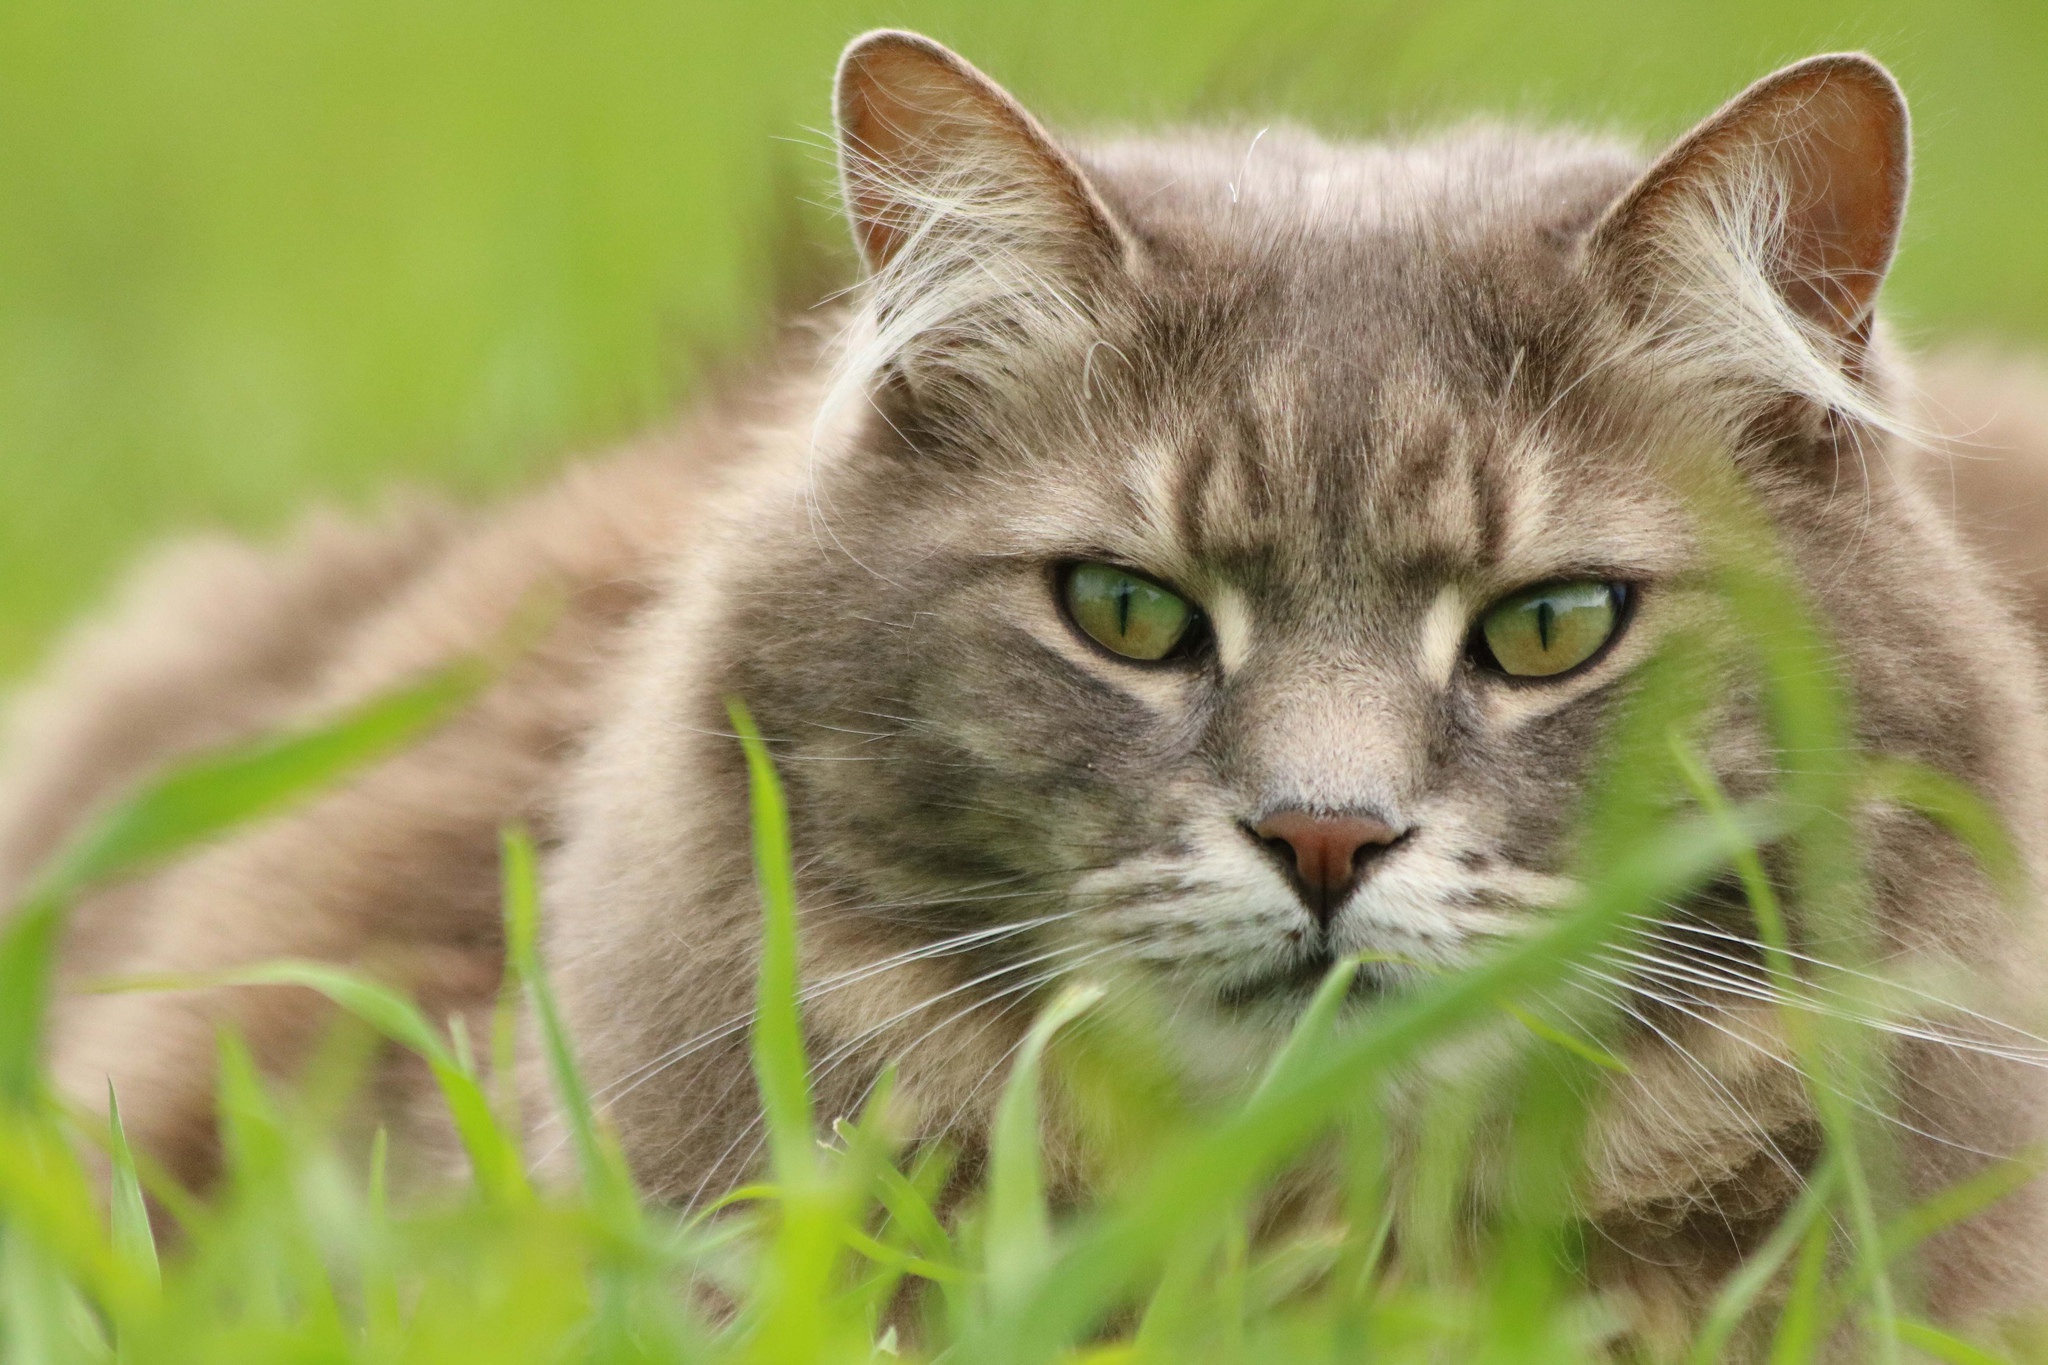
1062,562 -> 1198,662
1471,580 -> 1629,679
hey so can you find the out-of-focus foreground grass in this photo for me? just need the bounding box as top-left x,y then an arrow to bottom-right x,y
3,8 -> 2048,1360
1,0 -> 2045,676
0,549 -> 2034,1363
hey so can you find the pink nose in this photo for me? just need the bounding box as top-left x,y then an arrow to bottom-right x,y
1252,810 -> 1407,922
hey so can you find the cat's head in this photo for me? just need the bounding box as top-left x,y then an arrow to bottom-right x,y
711,33 -> 1926,1034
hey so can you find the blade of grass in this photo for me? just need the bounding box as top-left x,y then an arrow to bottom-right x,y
104,1084 -> 158,1288
1690,1155 -> 1840,1365
0,656 -> 493,1134
361,1125 -> 402,1351
1498,1001 -> 1630,1074
1252,955 -> 1359,1098
502,825 -> 637,1219
855,1143 -> 956,1273
107,960 -> 528,1204
1771,1204 -> 1836,1364
985,982 -> 1104,1310
0,1223 -> 106,1362
25,657 -> 489,907
1862,757 -> 2023,899
1882,1149 -> 2044,1264
0,1108 -> 138,1317
725,700 -> 868,1362
725,698 -> 814,1188
1701,482 -> 1906,1365
1672,733 -> 1899,1361
1893,1316 -> 2016,1365
0,896 -> 63,1106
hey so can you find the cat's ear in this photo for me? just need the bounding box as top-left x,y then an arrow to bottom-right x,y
834,29 -> 1132,287
1591,54 -> 1909,354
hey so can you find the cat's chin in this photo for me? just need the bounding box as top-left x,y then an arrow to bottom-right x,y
1138,956 -> 1429,1097
1211,947 -> 1392,1015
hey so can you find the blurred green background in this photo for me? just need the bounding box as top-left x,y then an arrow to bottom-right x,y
1,0 -> 2043,679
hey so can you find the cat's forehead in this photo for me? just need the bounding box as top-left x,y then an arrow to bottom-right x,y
1050,127 -> 1670,579
1084,268 -> 1677,597
1082,123 -> 1642,269
1113,335 -> 1670,601
941,125 -> 1694,598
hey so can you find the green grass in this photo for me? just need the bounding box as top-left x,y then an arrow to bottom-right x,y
6,1 -> 2048,1359
1,0 -> 2046,677
0,480 -> 2042,1361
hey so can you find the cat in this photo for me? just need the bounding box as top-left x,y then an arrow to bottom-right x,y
6,26 -> 2048,1345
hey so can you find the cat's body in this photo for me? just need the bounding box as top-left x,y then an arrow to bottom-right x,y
8,32 -> 2048,1343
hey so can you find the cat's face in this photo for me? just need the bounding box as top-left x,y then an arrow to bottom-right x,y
771,212 -> 1700,1024
712,35 -> 1910,1038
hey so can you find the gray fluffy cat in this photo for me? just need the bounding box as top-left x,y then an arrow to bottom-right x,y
6,27 -> 2048,1345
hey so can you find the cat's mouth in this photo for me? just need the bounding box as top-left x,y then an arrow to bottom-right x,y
1214,947 -> 1389,1012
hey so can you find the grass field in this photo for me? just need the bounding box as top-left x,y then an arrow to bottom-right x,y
4,0 -> 2048,1360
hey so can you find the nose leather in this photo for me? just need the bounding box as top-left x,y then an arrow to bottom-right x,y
1252,809 -> 1406,923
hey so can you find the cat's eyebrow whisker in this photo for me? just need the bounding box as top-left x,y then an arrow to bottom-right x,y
1507,342 -> 1640,458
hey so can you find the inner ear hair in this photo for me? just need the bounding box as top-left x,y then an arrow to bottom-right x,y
1593,54 -> 1909,345
825,30 -> 1138,439
833,29 -> 1129,278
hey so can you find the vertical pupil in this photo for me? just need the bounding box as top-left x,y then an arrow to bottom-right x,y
1536,599 -> 1554,651
1114,579 -> 1134,636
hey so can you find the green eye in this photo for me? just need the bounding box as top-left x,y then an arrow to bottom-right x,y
1475,581 -> 1628,679
1063,562 -> 1197,662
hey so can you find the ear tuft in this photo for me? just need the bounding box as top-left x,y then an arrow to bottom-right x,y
1594,53 -> 1909,344
826,31 -> 1134,426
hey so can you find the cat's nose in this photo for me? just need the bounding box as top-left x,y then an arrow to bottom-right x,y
1249,809 -> 1409,924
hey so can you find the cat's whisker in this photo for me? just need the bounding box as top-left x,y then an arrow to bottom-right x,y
1604,944 -> 2048,1072
687,942 -> 1129,1208
1572,963 -> 2008,1161
797,939 -> 1117,1090
536,862 -> 1160,1161
1630,912 -> 2048,1053
627,934 -> 1111,1175
1566,978 -> 1815,1207
836,948 -> 1163,1173
529,912 -> 1092,1158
